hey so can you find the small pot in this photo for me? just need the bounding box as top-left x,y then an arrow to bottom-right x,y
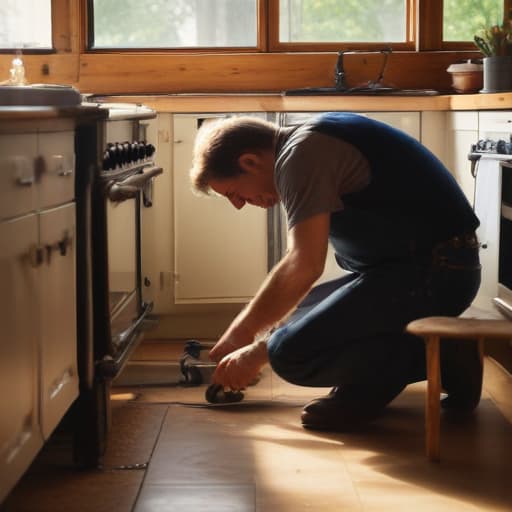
447,60 -> 483,94
481,56 -> 512,93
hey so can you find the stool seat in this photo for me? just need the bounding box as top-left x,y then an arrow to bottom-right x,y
407,316 -> 512,340
406,315 -> 512,462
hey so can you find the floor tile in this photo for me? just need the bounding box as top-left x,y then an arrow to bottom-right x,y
4,356 -> 512,512
135,484 -> 256,512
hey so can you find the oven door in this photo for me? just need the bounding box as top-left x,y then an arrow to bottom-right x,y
94,165 -> 162,379
495,161 -> 512,317
107,194 -> 140,346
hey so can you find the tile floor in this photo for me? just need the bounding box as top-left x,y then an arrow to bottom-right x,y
2,344 -> 512,512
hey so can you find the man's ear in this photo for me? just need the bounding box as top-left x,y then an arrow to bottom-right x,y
238,152 -> 260,175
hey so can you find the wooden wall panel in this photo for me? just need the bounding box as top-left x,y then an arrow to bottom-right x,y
76,51 -> 481,95
0,0 -> 486,97
0,55 -> 79,86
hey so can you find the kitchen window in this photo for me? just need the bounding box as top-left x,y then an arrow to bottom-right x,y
443,0 -> 504,42
86,0 -> 510,52
89,0 -> 259,49
275,0 -> 411,49
0,0 -> 52,50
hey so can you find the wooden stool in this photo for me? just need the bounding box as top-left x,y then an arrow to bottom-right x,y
406,316 -> 512,462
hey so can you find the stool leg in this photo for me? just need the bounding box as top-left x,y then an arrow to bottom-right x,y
426,335 -> 441,462
478,337 -> 485,364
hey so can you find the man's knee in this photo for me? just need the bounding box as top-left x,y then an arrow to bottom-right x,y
267,329 -> 313,386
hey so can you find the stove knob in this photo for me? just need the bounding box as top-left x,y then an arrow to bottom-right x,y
107,143 -> 119,168
145,143 -> 155,158
122,142 -> 131,164
115,143 -> 125,166
130,142 -> 139,162
102,149 -> 113,170
137,141 -> 147,160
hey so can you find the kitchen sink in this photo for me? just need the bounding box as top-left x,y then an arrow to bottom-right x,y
283,87 -> 439,96
0,84 -> 81,106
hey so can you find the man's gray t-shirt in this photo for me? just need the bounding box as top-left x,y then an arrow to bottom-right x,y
275,125 -> 371,228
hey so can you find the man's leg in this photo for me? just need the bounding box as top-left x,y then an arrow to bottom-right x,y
267,264 -> 429,430
300,333 -> 425,431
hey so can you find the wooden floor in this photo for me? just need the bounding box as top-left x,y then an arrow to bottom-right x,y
2,351 -> 512,512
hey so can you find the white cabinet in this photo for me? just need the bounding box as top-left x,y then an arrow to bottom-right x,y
282,111 -> 421,140
39,203 -> 77,439
0,126 -> 78,503
0,213 -> 43,503
444,111 -> 479,202
368,112 -> 420,140
479,111 -> 512,138
172,114 -> 268,304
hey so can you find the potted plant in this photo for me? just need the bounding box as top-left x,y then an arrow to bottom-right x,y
474,13 -> 512,92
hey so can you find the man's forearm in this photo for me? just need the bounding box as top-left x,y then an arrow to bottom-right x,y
209,213 -> 330,363
232,250 -> 322,339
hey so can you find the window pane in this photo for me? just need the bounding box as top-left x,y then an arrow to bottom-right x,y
279,0 -> 406,43
444,0 -> 503,42
0,0 -> 52,49
91,0 -> 257,48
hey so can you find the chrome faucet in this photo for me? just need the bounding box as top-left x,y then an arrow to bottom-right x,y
334,51 -> 348,91
334,48 -> 394,92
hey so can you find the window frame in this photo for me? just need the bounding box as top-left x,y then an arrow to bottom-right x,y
421,0 -> 512,51
2,0 -> 510,55
84,0 -> 268,53
268,0 -> 417,51
0,0 -> 56,54
82,0 -> 512,54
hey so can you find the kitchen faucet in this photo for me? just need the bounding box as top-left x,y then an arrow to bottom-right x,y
334,51 -> 348,91
334,48 -> 393,92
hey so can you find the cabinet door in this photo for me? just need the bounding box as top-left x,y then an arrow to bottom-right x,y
444,112 -> 479,202
39,203 -> 78,439
366,112 -> 420,140
0,214 -> 43,503
473,157 -> 501,310
173,115 -> 268,303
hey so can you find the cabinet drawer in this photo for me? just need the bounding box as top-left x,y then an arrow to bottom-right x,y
38,131 -> 75,209
479,111 -> 512,138
0,134 -> 37,220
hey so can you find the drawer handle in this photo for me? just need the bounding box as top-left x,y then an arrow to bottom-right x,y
16,176 -> 35,187
44,231 -> 73,263
28,245 -> 44,268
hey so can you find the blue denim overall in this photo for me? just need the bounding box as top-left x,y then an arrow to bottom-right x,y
267,113 -> 481,406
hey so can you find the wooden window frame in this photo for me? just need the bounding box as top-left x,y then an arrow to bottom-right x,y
4,1 -> 510,56
82,0 -> 268,53
420,0 -> 512,51
267,0 -> 417,52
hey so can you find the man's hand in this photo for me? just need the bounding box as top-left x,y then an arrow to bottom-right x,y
212,340 -> 268,391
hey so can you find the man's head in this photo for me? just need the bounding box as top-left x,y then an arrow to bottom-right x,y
190,116 -> 279,209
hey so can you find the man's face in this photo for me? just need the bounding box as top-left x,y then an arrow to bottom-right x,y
209,151 -> 279,210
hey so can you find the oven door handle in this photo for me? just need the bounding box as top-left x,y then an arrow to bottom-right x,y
107,166 -> 163,202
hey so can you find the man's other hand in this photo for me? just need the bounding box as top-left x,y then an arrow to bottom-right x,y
212,340 -> 268,391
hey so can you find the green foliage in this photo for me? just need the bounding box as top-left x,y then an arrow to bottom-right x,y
92,0 -> 192,48
473,10 -> 512,56
283,0 -> 405,42
444,0 -> 503,42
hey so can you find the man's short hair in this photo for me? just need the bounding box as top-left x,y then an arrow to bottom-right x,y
190,116 -> 277,194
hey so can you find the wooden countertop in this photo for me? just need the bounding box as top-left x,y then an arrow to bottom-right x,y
96,91 -> 512,113
0,105 -> 108,122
